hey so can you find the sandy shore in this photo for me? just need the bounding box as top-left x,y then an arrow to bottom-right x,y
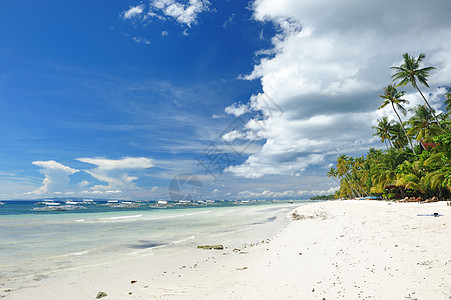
5,200 -> 450,299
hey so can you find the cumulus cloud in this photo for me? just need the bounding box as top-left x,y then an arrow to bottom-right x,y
225,0 -> 451,178
122,4 -> 146,20
151,0 -> 210,27
224,102 -> 250,117
32,161 -> 79,195
76,157 -> 154,191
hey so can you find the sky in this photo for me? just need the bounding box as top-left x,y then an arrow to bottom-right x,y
1,0 -> 451,201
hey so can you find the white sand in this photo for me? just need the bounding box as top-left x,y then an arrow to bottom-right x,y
5,200 -> 450,299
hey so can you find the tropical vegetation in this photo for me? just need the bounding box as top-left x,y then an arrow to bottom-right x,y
329,53 -> 451,200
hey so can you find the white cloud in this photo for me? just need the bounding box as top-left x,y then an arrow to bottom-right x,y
132,36 -> 151,45
224,102 -> 249,117
222,13 -> 235,29
149,0 -> 210,27
225,0 -> 451,178
32,161 -> 79,195
211,114 -> 225,119
123,4 -> 146,20
76,157 -> 154,191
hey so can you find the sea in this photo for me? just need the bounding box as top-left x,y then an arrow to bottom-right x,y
0,200 -> 309,294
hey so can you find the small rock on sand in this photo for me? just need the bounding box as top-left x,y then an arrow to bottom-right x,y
96,291 -> 108,299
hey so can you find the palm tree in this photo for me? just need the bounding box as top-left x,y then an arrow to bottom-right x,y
408,105 -> 441,149
445,88 -> 451,116
378,84 -> 416,153
371,148 -> 403,195
372,117 -> 393,149
391,53 -> 442,129
336,155 -> 361,198
327,167 -> 340,186
395,160 -> 425,193
390,122 -> 409,149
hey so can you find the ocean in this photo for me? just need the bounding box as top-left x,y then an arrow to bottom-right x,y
0,200 -> 307,294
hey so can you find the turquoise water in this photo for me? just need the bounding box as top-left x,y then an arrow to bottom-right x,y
0,200 -> 306,292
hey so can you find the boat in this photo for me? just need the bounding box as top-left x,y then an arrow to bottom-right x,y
108,201 -> 140,208
82,199 -> 96,204
65,200 -> 79,205
43,200 -> 61,206
174,200 -> 195,206
149,200 -> 172,208
31,205 -> 87,212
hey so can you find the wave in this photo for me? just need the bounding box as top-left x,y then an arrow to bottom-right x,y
171,235 -> 195,245
109,214 -> 143,220
81,210 -> 213,224
58,250 -> 90,258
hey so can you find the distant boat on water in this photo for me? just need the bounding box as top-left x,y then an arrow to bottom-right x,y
31,205 -> 87,212
107,201 -> 140,208
150,200 -> 172,208
82,199 -> 96,204
0,201 -> 4,205
35,200 -> 61,206
32,200 -> 87,212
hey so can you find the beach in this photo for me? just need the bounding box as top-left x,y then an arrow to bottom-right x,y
4,200 -> 450,299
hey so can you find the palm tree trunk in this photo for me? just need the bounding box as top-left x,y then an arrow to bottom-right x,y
344,173 -> 362,198
340,177 -> 356,198
415,85 -> 444,131
391,103 -> 417,154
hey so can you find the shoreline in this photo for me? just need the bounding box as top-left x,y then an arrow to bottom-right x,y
4,200 -> 450,299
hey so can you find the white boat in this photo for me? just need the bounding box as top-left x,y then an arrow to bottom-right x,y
65,201 -> 79,205
175,200 -> 195,206
43,200 -> 61,206
82,199 -> 96,204
150,200 -> 172,208
0,201 -> 4,205
32,205 -> 87,212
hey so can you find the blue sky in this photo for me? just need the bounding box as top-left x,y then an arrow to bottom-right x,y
1,0 -> 451,200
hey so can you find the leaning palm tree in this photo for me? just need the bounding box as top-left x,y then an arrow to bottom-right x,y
327,167 -> 340,186
336,155 -> 361,198
391,53 -> 442,129
372,116 -> 393,150
378,84 -> 416,153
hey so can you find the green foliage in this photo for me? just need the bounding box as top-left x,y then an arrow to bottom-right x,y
329,53 -> 451,199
